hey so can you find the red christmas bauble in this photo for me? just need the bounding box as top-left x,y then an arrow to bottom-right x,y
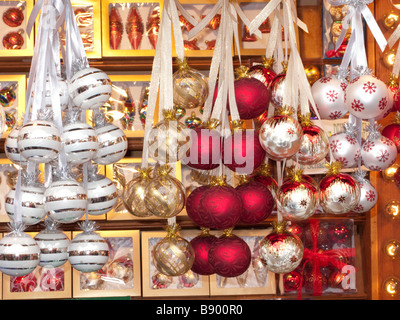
283,270 -> 302,292
10,273 -> 37,292
236,181 -> 274,224
248,64 -> 277,88
222,130 -> 266,175
3,31 -> 24,50
382,123 -> 400,153
190,233 -> 218,276
208,234 -> 251,277
186,186 -> 212,228
185,126 -> 221,170
393,89 -> 400,112
3,8 -> 24,27
253,174 -> 278,193
328,223 -> 352,246
198,185 -> 243,230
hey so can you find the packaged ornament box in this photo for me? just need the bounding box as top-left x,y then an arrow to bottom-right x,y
279,219 -> 364,297
102,0 -> 163,57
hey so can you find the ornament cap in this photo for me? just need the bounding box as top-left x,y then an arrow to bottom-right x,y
156,164 -> 172,176
165,223 -> 181,239
257,163 -> 273,177
222,228 -> 234,238
262,56 -> 274,69
210,175 -> 227,186
235,65 -> 251,79
237,174 -> 250,185
298,113 -> 313,127
202,118 -> 221,130
325,161 -> 343,176
272,220 -> 287,234
138,167 -> 153,179
388,73 -> 399,88
162,109 -> 177,121
176,58 -> 190,71
200,227 -> 211,236
275,105 -> 295,117
231,119 -> 244,133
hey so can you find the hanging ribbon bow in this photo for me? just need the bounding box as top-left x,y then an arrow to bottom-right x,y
387,1 -> 400,76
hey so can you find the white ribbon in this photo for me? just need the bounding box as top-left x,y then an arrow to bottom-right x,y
388,1 -> 400,76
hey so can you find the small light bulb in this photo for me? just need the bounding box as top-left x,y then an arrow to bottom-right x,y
384,277 -> 400,296
382,164 -> 399,182
385,201 -> 400,220
384,240 -> 400,259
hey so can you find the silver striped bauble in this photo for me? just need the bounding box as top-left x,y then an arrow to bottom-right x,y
68,67 -> 112,110
5,126 -> 28,165
17,120 -> 62,164
34,230 -> 70,268
62,121 -> 99,165
87,175 -> 118,216
93,123 -> 128,165
44,179 -> 88,224
0,233 -> 40,276
5,184 -> 46,225
68,232 -> 109,273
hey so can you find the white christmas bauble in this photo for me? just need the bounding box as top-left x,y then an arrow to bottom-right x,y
44,179 -> 88,223
93,123 -> 128,165
17,120 -> 62,164
34,230 -> 70,268
68,232 -> 109,273
5,126 -> 27,165
352,178 -> 378,213
87,175 -> 118,216
68,67 -> 112,110
62,121 -> 98,164
0,232 -> 40,276
295,124 -> 329,165
345,75 -> 390,120
361,133 -> 397,171
328,132 -> 361,168
5,184 -> 46,225
44,77 -> 69,110
311,76 -> 348,120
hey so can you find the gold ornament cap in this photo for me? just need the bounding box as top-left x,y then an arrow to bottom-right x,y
237,174 -> 250,185
262,56 -> 274,69
324,161 -> 343,176
272,220 -> 287,234
176,57 -> 190,71
388,73 -> 399,88
275,105 -> 295,117
162,109 -> 178,121
138,167 -> 153,179
210,175 -> 227,187
156,164 -> 173,176
258,163 -> 273,177
202,118 -> 221,130
222,228 -> 234,238
165,223 -> 181,239
235,65 -> 251,79
298,113 -> 313,127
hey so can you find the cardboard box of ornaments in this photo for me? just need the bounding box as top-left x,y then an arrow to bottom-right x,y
278,219 -> 365,298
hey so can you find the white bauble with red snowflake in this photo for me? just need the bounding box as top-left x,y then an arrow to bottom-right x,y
311,76 -> 348,120
345,74 -> 390,120
352,170 -> 378,213
361,125 -> 397,171
375,86 -> 394,121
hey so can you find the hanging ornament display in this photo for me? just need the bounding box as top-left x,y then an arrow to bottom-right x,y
186,185 -> 212,228
109,6 -> 123,50
351,169 -> 378,214
126,5 -> 144,50
276,168 -> 319,221
68,221 -> 109,273
235,176 -> 274,224
248,56 -> 277,88
190,228 -> 217,276
173,58 -> 209,110
43,76 -> 69,111
144,164 -> 185,219
123,167 -> 154,218
152,224 -> 194,277
269,69 -> 286,108
318,161 -> 361,215
294,113 -> 329,165
0,221 -> 40,276
208,229 -> 251,278
382,112 -> 400,153
361,123 -> 397,171
34,218 -> 70,268
258,221 -> 304,274
259,106 -> 303,161
185,119 -> 221,170
5,124 -> 27,165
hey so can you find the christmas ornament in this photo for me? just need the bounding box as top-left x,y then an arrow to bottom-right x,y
185,119 -> 221,170
147,109 -> 191,163
252,163 -> 279,194
284,165 -> 317,186
43,76 -> 69,110
375,85 -> 394,121
198,176 -> 242,230
270,71 -> 286,108
68,221 -> 110,273
222,128 -> 266,175
328,222 -> 352,246
345,74 -> 390,120
235,177 -> 274,224
5,171 -> 45,225
3,7 -> 24,27
178,270 -> 199,288
146,6 -> 160,49
5,125 -> 27,165
382,113 -> 400,153
304,65 -> 321,85
258,221 -> 304,274
190,228 -> 217,276
68,67 -> 112,110
303,221 -> 331,250
0,85 -> 16,108
259,106 -> 303,161
208,229 -> 251,278
277,169 -> 319,221
44,171 -> 88,224
123,167 -> 153,217
0,221 -> 40,276
152,224 -> 194,277
259,18 -> 270,33
10,273 -> 37,292
205,39 -> 216,50
361,124 -> 397,171
252,240 -> 269,286
202,13 -> 221,30
144,164 -> 185,218
303,266 -> 329,294
247,57 -> 277,88
184,39 -> 199,51
126,5 -> 143,50
394,89 -> 400,112
93,113 -> 128,165
242,25 -> 257,42
351,169 -> 378,213
173,58 -> 208,110
311,76 -> 347,120
327,122 -> 361,168
318,161 -> 361,215
295,113 -> 329,165
184,112 -> 202,129
283,270 -> 302,292
152,272 -> 172,289
39,269 -> 64,291
179,14 -> 194,31
186,185 -> 211,227
109,7 -> 123,50
3,30 -> 24,49
62,110 -> 98,165
17,118 -> 62,164
34,218 -> 70,268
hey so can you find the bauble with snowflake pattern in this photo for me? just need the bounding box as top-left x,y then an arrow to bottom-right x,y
351,170 -> 378,214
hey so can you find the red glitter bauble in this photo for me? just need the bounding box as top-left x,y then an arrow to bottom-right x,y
382,123 -> 400,153
283,270 -> 302,292
186,186 -> 212,228
190,233 -> 218,276
185,127 -> 221,170
208,234 -> 251,277
3,31 -> 24,50
198,185 -> 243,230
3,7 -> 24,27
222,130 -> 266,175
236,181 -> 274,224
